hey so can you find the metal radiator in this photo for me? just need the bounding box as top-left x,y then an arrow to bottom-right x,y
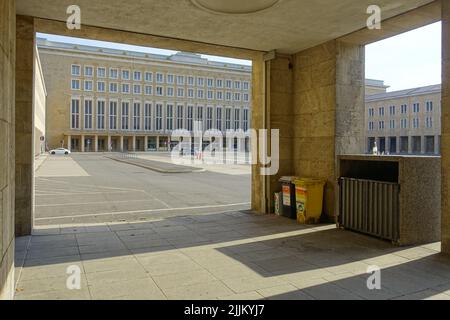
339,177 -> 400,242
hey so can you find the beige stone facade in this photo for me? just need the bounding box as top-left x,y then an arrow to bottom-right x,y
365,84 -> 441,155
37,38 -> 252,153
34,45 -> 46,156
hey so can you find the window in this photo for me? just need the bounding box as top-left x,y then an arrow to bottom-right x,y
121,102 -> 129,130
413,103 -> 420,113
216,91 -> 223,100
216,107 -> 222,131
71,79 -> 80,90
225,108 -> 232,130
389,105 -> 395,116
243,81 -> 249,91
84,66 -> 93,77
167,87 -> 174,97
368,121 -> 374,131
177,88 -> 184,98
156,104 -> 163,131
378,121 -> 384,130
426,117 -> 433,128
133,84 -> 141,95
225,92 -> 232,101
71,65 -> 81,76
167,74 -> 175,84
389,119 -> 395,129
378,107 -> 385,117
401,118 -> 408,129
225,79 -> 232,89
216,79 -> 223,88
187,106 -> 194,131
84,100 -> 93,129
97,67 -> 106,78
234,108 -> 240,130
145,85 -> 153,95
166,104 -> 174,131
234,81 -> 241,90
413,118 -> 420,128
197,89 -> 204,99
206,107 -> 213,130
133,71 -> 141,81
187,76 -> 194,86
122,70 -> 130,80
176,75 -> 184,85
109,101 -> 118,130
243,109 -> 249,131
400,104 -> 407,114
156,73 -> 164,83
97,100 -> 105,130
197,77 -> 205,87
176,105 -> 184,129
196,106 -> 203,123
207,90 -> 214,100
97,81 -> 105,92
109,82 -> 118,93
187,88 -> 194,98
109,68 -> 118,79
426,101 -> 433,112
122,83 -> 130,94
145,72 -> 153,82
207,78 -> 214,88
156,86 -> 164,96
368,108 -> 374,117
234,92 -> 241,102
84,80 -> 93,91
144,103 -> 152,131
243,93 -> 249,102
70,98 -> 80,129
133,102 -> 141,130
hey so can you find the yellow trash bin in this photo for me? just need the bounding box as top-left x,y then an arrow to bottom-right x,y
294,178 -> 326,224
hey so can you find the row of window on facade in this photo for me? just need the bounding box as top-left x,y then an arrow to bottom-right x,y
71,65 -> 250,90
368,101 -> 437,117
367,135 -> 440,154
368,117 -> 436,131
70,79 -> 251,102
70,99 -> 250,133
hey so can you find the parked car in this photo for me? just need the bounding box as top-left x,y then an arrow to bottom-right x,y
49,148 -> 71,155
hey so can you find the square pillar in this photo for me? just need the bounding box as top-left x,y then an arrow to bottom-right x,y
144,136 -> 148,151
15,15 -> 35,236
156,136 -> 160,151
107,135 -> 112,152
67,135 -> 71,151
81,134 -> 85,152
94,135 -> 98,152
132,136 -> 136,151
120,136 -> 124,152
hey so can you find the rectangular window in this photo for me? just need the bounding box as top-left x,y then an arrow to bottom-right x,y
144,103 -> 152,131
234,108 -> 240,130
234,81 -> 241,90
84,66 -> 93,77
368,121 -> 374,131
109,68 -> 118,79
225,92 -> 232,101
207,78 -> 214,88
133,84 -> 141,95
197,89 -> 204,99
84,99 -> 93,129
389,119 -> 395,129
166,104 -> 174,131
156,73 -> 164,83
216,79 -> 223,88
70,98 -> 80,129
177,88 -> 184,98
216,107 -> 222,131
109,82 -> 118,93
122,70 -> 130,80
426,117 -> 433,128
426,101 -> 433,112
378,107 -> 384,116
167,87 -> 174,97
109,101 -> 117,130
97,67 -> 106,78
176,105 -> 184,129
156,104 -> 163,131
207,90 -> 214,100
196,106 -> 203,123
176,75 -> 185,85
234,92 -> 241,102
97,100 -> 105,130
378,121 -> 384,130
225,108 -> 232,130
401,104 -> 408,114
145,85 -> 153,95
187,106 -> 194,131
133,71 -> 141,81
121,102 -> 129,130
413,103 -> 420,113
216,91 -> 223,100
167,74 -> 175,84
122,83 -> 130,94
225,80 -> 232,89
133,102 -> 141,130
243,81 -> 249,91
71,65 -> 81,76
97,81 -> 105,92
206,107 -> 213,130
243,93 -> 249,102
187,76 -> 194,86
243,109 -> 249,131
84,80 -> 93,91
145,72 -> 153,82
71,79 -> 80,90
389,105 -> 395,116
187,88 -> 194,98
197,77 -> 205,87
156,86 -> 164,96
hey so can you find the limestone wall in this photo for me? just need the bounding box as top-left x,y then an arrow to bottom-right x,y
0,0 -> 16,300
34,45 -> 47,156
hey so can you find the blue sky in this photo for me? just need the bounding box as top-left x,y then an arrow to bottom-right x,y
365,21 -> 441,92
39,21 -> 441,92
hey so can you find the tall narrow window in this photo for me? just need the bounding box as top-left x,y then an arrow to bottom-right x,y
196,106 -> 203,130
144,103 -> 152,131
133,102 -> 141,130
71,98 -> 80,129
243,109 -> 249,131
166,104 -> 174,131
225,108 -> 232,130
206,107 -> 213,130
84,99 -> 93,129
176,105 -> 184,129
216,107 -> 222,131
156,104 -> 163,131
234,108 -> 240,130
97,100 -> 105,130
121,102 -> 129,130
187,106 -> 194,131
109,101 -> 117,130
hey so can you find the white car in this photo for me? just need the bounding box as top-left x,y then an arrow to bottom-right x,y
49,148 -> 71,155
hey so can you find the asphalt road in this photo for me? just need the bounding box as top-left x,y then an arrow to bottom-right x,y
35,153 -> 251,225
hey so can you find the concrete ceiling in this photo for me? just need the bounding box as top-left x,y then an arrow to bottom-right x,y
17,0 -> 435,54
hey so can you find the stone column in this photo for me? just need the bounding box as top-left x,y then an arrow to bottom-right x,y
107,135 -> 112,152
144,136 -> 148,151
81,135 -> 85,152
408,136 -> 413,154
132,135 -> 136,151
435,134 -> 440,154
156,136 -> 160,151
94,135 -> 98,152
120,136 -> 124,152
442,0 -> 450,254
15,15 -> 35,237
67,135 -> 71,151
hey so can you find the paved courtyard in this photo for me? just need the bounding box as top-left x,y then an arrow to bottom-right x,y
13,153 -> 450,300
